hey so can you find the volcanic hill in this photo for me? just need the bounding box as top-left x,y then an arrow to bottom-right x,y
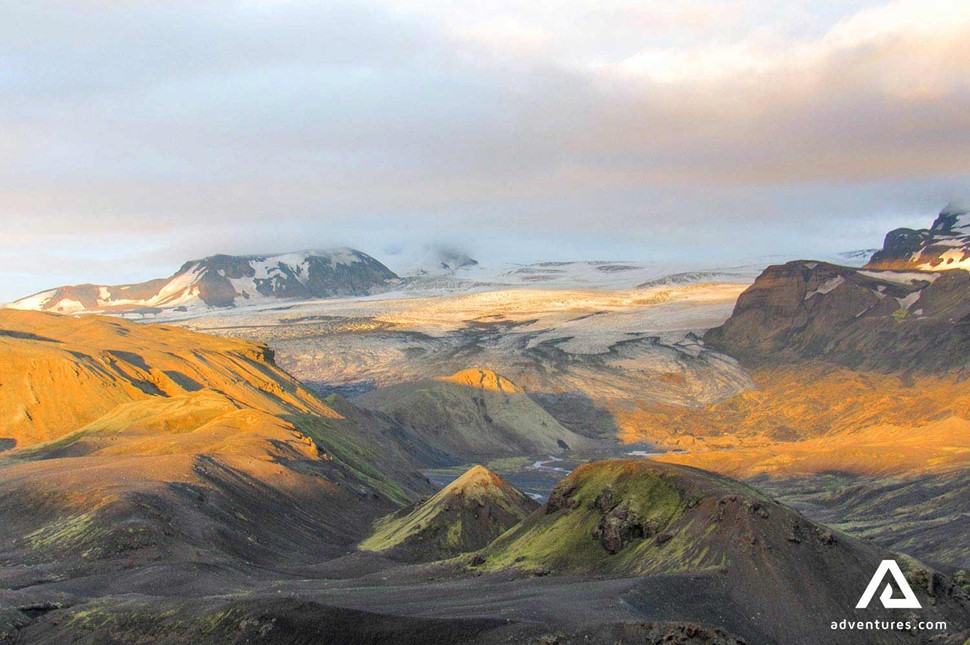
359,465 -> 539,562
478,459 -> 970,644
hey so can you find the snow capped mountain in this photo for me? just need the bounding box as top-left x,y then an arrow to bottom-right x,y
866,203 -> 970,271
5,249 -> 398,315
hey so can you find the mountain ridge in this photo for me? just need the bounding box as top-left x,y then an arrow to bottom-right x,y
702,259 -> 970,374
5,248 -> 398,314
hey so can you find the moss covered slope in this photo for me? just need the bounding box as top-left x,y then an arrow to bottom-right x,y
481,460 -> 949,584
359,465 -> 538,562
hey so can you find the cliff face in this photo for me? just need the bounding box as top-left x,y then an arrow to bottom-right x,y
703,260 -> 970,374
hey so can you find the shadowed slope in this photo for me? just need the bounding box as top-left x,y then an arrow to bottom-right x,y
0,394 -> 413,575
356,368 -> 594,460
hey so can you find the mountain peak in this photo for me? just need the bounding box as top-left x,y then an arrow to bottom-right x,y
452,463 -> 497,483
931,202 -> 970,234
443,464 -> 516,500
866,204 -> 970,271
436,368 -> 524,394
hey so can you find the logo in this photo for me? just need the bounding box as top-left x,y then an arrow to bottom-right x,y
856,560 -> 921,609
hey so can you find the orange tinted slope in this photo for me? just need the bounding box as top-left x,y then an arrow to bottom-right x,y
0,309 -> 338,447
435,368 -> 524,394
613,365 -> 970,452
654,415 -> 970,478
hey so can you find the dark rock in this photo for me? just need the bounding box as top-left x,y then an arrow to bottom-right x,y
867,204 -> 969,271
815,528 -> 836,545
592,502 -> 652,554
591,486 -> 616,512
546,482 -> 579,514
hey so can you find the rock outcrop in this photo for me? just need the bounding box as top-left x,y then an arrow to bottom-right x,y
866,204 -> 970,271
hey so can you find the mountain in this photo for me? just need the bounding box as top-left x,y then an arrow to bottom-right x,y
477,459 -> 970,645
866,204 -> 970,271
5,249 -> 398,314
629,239 -> 970,569
702,260 -> 970,374
358,465 -> 539,562
355,368 -> 594,460
0,310 -> 431,582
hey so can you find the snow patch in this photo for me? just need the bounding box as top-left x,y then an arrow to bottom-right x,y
918,248 -> 970,271
895,292 -> 921,310
7,289 -> 56,310
858,270 -> 939,285
804,276 -> 844,299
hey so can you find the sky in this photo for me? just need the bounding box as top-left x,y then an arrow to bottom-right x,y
1,0 -> 968,302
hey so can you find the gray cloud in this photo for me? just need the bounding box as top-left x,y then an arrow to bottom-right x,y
0,0 -> 968,302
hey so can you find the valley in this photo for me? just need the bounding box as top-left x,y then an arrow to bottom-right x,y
0,207 -> 968,644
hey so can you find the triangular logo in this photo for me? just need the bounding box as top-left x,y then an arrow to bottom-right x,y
856,560 -> 922,609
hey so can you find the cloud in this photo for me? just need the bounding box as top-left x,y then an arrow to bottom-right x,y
0,0 -> 968,301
